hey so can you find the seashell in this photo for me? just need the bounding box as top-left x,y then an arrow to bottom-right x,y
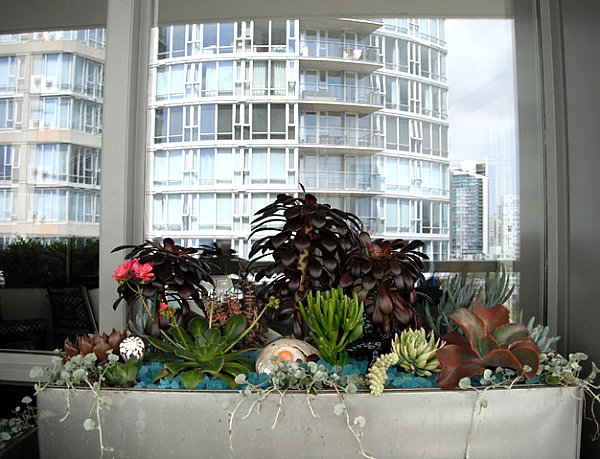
255,338 -> 320,375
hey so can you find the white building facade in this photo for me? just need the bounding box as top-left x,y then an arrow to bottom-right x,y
146,18 -> 450,260
0,30 -> 104,244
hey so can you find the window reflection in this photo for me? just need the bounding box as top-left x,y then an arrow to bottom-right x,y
0,29 -> 104,350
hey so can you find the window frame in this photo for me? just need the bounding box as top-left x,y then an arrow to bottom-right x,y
0,0 -> 561,381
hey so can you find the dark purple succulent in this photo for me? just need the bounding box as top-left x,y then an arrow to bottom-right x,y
340,232 -> 427,331
112,238 -> 215,336
248,187 -> 362,337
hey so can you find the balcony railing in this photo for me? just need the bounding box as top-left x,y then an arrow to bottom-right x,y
300,40 -> 382,64
299,127 -> 384,149
357,216 -> 384,234
300,83 -> 384,106
300,171 -> 385,192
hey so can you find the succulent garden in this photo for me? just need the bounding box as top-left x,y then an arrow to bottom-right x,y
31,190 -> 600,458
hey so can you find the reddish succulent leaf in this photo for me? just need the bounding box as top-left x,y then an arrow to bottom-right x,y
177,286 -> 193,298
349,262 -> 362,278
288,276 -> 300,293
322,255 -> 337,273
436,345 -> 488,390
509,343 -> 540,379
303,203 -> 318,215
284,215 -> 304,232
272,231 -> 292,249
339,235 -> 353,251
393,274 -> 408,291
107,330 -> 126,353
450,308 -> 486,346
442,331 -> 470,348
493,323 -> 530,348
476,335 -> 499,358
63,339 -> 79,357
304,194 -> 317,205
93,341 -> 111,364
372,303 -> 384,325
359,258 -> 372,275
482,348 -> 529,375
362,274 -> 376,291
471,301 -> 510,334
310,213 -> 327,228
388,258 -> 402,275
371,259 -> 385,279
339,271 -> 354,288
320,231 -> 338,252
307,258 -> 323,279
77,336 -> 93,355
281,250 -> 298,267
392,303 -> 413,324
283,206 -> 302,219
359,231 -> 372,248
376,284 -> 393,315
163,238 -> 176,252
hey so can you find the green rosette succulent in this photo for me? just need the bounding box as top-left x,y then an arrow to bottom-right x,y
392,328 -> 445,377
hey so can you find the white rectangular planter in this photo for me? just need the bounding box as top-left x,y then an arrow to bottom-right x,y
37,386 -> 582,458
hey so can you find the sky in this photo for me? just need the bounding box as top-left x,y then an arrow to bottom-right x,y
445,19 -> 518,210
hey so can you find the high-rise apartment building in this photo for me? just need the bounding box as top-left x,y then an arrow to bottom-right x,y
450,160 -> 489,259
0,20 -> 449,258
147,18 -> 450,259
0,30 -> 104,244
497,194 -> 519,260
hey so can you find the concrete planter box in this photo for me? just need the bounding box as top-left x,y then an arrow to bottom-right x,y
37,386 -> 582,458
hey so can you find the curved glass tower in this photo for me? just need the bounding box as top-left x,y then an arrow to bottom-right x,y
147,18 -> 449,260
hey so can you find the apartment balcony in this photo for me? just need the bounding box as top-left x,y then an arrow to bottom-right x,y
357,216 -> 384,234
299,127 -> 384,152
300,18 -> 384,35
299,40 -> 383,72
299,83 -> 383,114
300,170 -> 384,193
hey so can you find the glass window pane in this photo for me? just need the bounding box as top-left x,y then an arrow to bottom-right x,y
0,27 -> 105,351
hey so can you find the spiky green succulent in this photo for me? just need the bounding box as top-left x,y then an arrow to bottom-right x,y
392,328 -> 444,377
299,288 -> 363,367
365,352 -> 399,396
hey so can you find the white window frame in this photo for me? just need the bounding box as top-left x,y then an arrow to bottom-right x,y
0,0 -> 560,382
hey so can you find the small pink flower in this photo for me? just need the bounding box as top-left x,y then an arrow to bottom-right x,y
132,260 -> 154,282
160,303 -> 168,311
112,259 -> 135,281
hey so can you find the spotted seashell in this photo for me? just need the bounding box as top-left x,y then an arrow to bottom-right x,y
255,339 -> 320,375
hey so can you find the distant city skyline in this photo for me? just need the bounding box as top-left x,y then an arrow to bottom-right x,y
446,19 -> 517,214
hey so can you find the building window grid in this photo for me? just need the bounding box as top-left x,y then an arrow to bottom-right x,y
156,102 -> 297,143
32,143 -> 101,186
31,96 -> 102,133
251,60 -> 288,96
152,191 -> 234,232
147,20 -> 454,257
0,56 -> 25,93
33,188 -> 99,223
0,145 -> 16,182
0,98 -> 22,130
157,21 -> 296,60
24,29 -> 106,49
382,18 -> 446,47
31,53 -> 104,100
0,189 -> 14,220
